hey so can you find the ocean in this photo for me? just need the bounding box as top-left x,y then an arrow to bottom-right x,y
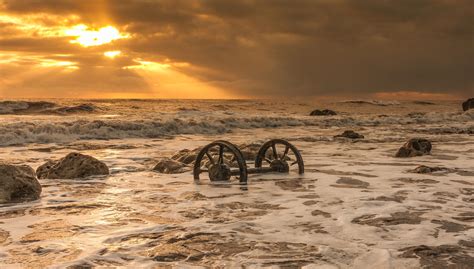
0,99 -> 473,268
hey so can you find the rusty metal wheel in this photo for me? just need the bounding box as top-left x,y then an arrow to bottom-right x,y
193,140 -> 248,184
255,139 -> 304,174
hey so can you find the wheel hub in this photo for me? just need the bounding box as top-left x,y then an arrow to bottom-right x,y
270,159 -> 289,173
208,164 -> 231,181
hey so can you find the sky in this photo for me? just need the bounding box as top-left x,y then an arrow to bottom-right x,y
0,0 -> 472,99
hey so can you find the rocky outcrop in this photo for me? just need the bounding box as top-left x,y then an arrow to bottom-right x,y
0,164 -> 41,203
334,130 -> 364,139
395,138 -> 432,158
310,109 -> 337,116
462,98 -> 474,111
153,158 -> 189,174
36,153 -> 109,179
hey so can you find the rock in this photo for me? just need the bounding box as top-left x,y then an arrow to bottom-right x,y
238,143 -> 262,160
410,165 -> 449,174
0,164 -> 42,203
309,109 -> 337,116
395,138 -> 432,158
334,130 -> 364,139
36,152 -> 109,179
462,98 -> 474,111
171,148 -> 200,164
153,158 -> 189,174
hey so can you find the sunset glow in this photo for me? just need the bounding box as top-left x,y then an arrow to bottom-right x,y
65,25 -> 129,47
0,1 -> 471,99
104,50 -> 122,59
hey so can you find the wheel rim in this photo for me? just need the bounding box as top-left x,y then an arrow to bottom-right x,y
193,140 -> 248,184
255,139 -> 304,174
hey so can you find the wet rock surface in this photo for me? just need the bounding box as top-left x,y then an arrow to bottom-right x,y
395,138 -> 432,157
36,153 -> 109,179
399,244 -> 474,269
309,109 -> 337,116
152,158 -> 189,174
0,164 -> 42,203
352,212 -> 424,227
334,130 -> 364,139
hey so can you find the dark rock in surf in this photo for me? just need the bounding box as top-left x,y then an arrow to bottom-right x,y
395,138 -> 432,158
310,109 -> 337,116
462,98 -> 474,111
36,152 -> 109,179
153,158 -> 189,174
334,130 -> 364,139
0,164 -> 42,203
410,165 -> 449,174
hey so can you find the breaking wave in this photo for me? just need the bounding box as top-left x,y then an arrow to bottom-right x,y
340,100 -> 401,106
0,101 -> 99,115
0,110 -> 472,146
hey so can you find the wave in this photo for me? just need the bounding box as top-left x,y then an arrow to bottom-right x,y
0,110 -> 472,146
0,101 -> 99,115
0,101 -> 56,114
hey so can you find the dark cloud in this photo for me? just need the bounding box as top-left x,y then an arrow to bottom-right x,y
1,0 -> 473,98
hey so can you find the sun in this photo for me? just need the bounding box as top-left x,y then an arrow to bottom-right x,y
65,24 -> 129,47
104,50 -> 122,58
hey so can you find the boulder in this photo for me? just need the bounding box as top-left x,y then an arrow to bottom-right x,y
462,98 -> 474,111
153,158 -> 189,174
395,138 -> 432,158
0,164 -> 42,203
334,130 -> 364,139
36,152 -> 109,179
309,109 -> 337,116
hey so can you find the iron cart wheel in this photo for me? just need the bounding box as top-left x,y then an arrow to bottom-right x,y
255,139 -> 304,174
193,140 -> 248,184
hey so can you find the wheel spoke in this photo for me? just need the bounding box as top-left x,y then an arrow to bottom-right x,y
218,145 -> 224,164
290,160 -> 298,166
264,158 -> 272,164
205,152 -> 215,165
282,145 -> 290,159
200,169 -> 209,173
271,142 -> 278,160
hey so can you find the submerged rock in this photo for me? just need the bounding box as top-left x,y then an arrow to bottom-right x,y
462,98 -> 474,111
410,165 -> 449,174
395,138 -> 432,158
334,130 -> 364,139
153,158 -> 189,174
0,164 -> 42,203
36,152 -> 109,179
309,109 -> 337,116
